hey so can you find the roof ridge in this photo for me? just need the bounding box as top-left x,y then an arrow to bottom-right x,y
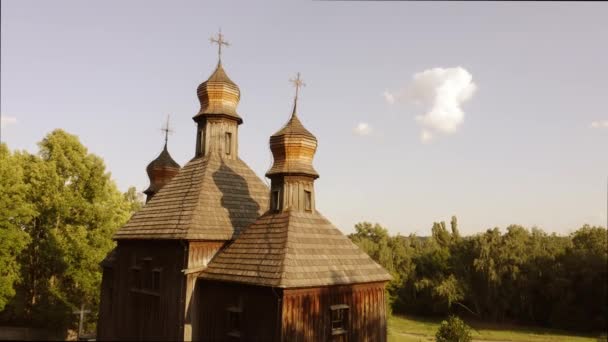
276,209 -> 293,287
175,156 -> 211,235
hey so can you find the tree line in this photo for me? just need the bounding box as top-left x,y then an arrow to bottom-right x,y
0,130 -> 141,333
349,218 -> 607,332
1,129 -> 606,334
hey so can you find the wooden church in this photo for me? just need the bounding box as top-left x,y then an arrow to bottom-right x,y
97,32 -> 391,342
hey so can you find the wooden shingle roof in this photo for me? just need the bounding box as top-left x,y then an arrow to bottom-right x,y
200,210 -> 392,287
114,154 -> 269,240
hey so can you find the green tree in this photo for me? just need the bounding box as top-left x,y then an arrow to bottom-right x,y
0,144 -> 34,311
5,130 -> 135,331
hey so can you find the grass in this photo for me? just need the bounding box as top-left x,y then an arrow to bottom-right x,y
387,314 -> 600,342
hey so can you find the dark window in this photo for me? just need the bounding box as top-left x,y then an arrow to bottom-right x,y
152,269 -> 161,291
131,267 -> 141,289
227,306 -> 242,338
271,190 -> 280,212
142,259 -> 152,289
106,268 -> 114,313
330,304 -> 349,336
225,132 -> 232,155
304,190 -> 312,211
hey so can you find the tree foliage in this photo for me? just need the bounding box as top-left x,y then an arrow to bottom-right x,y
0,144 -> 34,311
435,315 -> 472,342
0,130 -> 138,331
349,219 -> 608,333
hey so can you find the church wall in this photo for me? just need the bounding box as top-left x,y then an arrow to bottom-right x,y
183,241 -> 226,341
281,282 -> 387,342
200,118 -> 239,158
197,280 -> 281,341
97,240 -> 187,341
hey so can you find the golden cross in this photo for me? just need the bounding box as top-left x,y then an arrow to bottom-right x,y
209,29 -> 230,62
289,72 -> 306,102
161,115 -> 173,145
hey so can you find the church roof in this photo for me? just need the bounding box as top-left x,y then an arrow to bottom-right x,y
146,143 -> 180,171
114,154 -> 269,240
271,113 -> 316,140
144,143 -> 181,195
266,113 -> 319,178
200,210 -> 392,288
194,62 -> 242,123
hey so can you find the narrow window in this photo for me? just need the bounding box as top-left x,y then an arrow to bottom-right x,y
196,129 -> 202,156
142,259 -> 152,289
106,268 -> 114,313
131,267 -> 141,289
200,129 -> 206,156
225,132 -> 232,155
330,304 -> 349,336
271,190 -> 280,212
226,306 -> 242,338
152,269 -> 161,291
304,190 -> 312,211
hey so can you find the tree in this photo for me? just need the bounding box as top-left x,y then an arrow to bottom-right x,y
0,144 -> 34,311
4,130 -> 136,331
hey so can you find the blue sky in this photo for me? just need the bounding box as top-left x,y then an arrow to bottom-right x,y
2,1 -> 606,235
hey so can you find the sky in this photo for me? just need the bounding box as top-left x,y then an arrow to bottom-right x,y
1,1 -> 607,236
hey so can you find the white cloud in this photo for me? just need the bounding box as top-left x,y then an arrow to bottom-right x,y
590,120 -> 608,129
354,122 -> 372,136
421,130 -> 433,143
383,90 -> 395,105
385,67 -> 477,143
1,116 -> 17,128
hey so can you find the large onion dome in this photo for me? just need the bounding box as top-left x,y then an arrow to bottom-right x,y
193,62 -> 242,124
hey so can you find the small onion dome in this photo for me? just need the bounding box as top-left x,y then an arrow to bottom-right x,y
193,62 -> 242,124
143,144 -> 181,197
266,113 -> 319,179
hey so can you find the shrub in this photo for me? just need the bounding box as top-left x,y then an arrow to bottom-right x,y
435,315 -> 472,342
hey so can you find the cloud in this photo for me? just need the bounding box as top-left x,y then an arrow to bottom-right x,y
385,67 -> 477,142
354,122 -> 372,136
383,90 -> 395,105
590,120 -> 608,129
1,116 -> 17,128
421,130 -> 433,143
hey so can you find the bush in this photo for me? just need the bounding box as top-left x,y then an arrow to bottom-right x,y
435,315 -> 472,342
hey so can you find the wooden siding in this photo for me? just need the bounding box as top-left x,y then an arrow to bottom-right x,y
184,241 -> 225,341
97,240 -> 188,341
197,280 -> 280,342
195,280 -> 387,342
270,176 -> 316,213
202,119 -> 239,158
281,282 -> 387,342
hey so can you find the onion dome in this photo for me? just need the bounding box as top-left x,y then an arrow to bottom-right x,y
193,62 -> 242,124
143,143 -> 181,202
266,108 -> 319,179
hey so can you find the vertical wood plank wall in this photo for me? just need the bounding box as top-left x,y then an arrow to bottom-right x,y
281,282 -> 387,342
202,119 -> 239,158
184,241 -> 225,341
97,240 -> 187,341
197,280 -> 280,341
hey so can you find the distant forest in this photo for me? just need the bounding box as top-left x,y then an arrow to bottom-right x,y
348,219 -> 607,333
1,130 -> 606,334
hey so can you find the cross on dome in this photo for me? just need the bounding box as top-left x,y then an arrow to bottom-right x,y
161,114 -> 173,145
289,72 -> 305,116
209,28 -> 230,63
289,72 -> 305,102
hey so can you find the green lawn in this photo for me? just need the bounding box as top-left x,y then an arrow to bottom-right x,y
387,314 -> 601,342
